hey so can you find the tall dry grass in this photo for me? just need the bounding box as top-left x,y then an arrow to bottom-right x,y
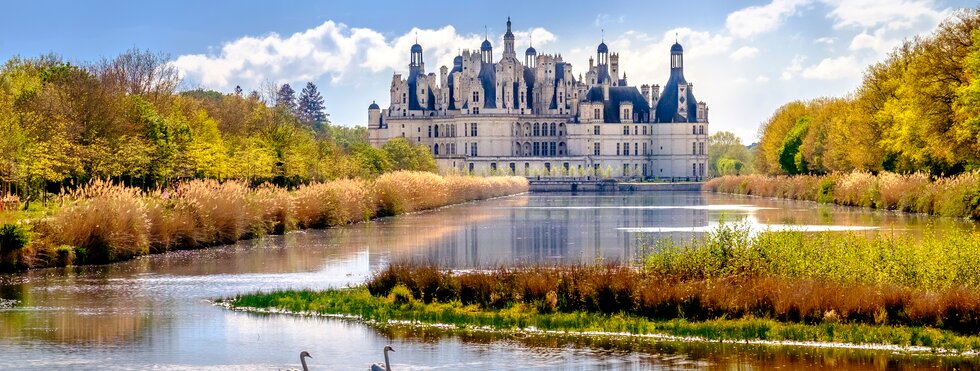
42,180 -> 150,264
705,171 -> 980,218
365,263 -> 980,334
9,172 -> 528,270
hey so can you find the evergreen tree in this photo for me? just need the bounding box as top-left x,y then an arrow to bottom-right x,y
275,83 -> 296,112
297,82 -> 329,132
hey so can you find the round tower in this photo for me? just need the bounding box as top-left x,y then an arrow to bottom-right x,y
368,101 -> 381,129
481,38 -> 493,64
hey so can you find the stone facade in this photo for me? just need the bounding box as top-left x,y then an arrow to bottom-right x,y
368,18 -> 709,180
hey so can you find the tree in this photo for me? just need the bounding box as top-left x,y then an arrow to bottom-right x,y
234,85 -> 243,96
708,131 -> 753,176
382,137 -> 437,172
297,82 -> 329,132
275,83 -> 296,113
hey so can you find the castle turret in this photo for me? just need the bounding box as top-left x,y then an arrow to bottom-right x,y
481,38 -> 493,64
525,35 -> 537,68
368,101 -> 381,129
503,17 -> 516,60
654,42 -> 698,123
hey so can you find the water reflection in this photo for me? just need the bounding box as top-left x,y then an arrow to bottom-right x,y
0,192 -> 976,369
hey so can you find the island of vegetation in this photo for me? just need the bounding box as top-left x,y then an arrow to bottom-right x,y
0,49 -> 528,271
705,9 -> 980,219
223,223 -> 980,353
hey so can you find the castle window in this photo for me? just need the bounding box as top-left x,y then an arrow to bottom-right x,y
473,107 -> 479,114
623,164 -> 629,176
510,163 -> 516,174
428,125 -> 432,138
471,123 -> 478,136
634,126 -> 638,135
616,143 -> 620,156
642,126 -> 647,135
550,142 -> 556,156
692,125 -> 697,134
550,123 -> 556,136
623,142 -> 629,156
471,142 -> 478,156
623,126 -> 629,135
643,142 -> 648,155
473,92 -> 479,102
635,143 -> 639,156
594,125 -> 600,135
692,142 -> 697,155
434,143 -> 439,155
533,142 -> 540,156
594,108 -> 601,120
594,143 -> 601,156
533,123 -> 540,136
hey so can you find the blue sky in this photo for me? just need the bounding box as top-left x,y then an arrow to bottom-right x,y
1,0 -> 973,142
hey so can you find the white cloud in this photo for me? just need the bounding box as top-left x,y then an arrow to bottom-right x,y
594,14 -> 625,28
814,37 -> 836,45
822,0 -> 950,31
781,55 -> 806,80
756,75 -> 771,83
172,20 -> 556,90
800,56 -> 861,79
726,0 -> 811,38
603,28 -> 732,87
729,46 -> 760,61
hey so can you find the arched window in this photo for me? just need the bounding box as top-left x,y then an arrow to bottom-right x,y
524,123 -> 531,136
550,123 -> 556,136
558,123 -> 565,136
434,143 -> 440,155
533,123 -> 540,136
523,142 -> 532,156
514,123 -> 522,136
515,142 -> 521,156
434,125 -> 440,138
558,142 -> 566,156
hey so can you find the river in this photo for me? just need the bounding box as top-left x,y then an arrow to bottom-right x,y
0,192 -> 976,370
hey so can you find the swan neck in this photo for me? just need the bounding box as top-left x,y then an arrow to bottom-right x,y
301,356 -> 309,371
384,349 -> 391,370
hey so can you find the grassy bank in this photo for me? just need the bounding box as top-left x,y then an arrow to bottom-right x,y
224,225 -> 980,352
704,171 -> 980,218
225,285 -> 980,353
0,171 -> 527,271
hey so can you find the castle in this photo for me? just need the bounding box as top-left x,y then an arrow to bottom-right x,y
368,18 -> 708,180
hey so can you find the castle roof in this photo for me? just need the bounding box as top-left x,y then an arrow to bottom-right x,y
585,86 -> 651,123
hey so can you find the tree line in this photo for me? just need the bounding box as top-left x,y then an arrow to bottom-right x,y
755,9 -> 980,176
0,49 -> 436,204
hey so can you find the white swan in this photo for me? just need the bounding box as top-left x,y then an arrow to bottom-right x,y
370,345 -> 395,370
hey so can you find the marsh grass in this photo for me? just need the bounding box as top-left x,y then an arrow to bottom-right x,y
705,171 -> 980,218
228,287 -> 980,352
6,172 -> 528,270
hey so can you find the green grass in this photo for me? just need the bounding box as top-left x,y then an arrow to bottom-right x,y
645,221 -> 980,290
226,287 -> 980,352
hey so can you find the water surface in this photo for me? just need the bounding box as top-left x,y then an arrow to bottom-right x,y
0,192 -> 976,370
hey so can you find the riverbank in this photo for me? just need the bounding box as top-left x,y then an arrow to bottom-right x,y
703,172 -> 980,219
222,285 -> 980,354
0,171 -> 528,271
223,225 -> 980,353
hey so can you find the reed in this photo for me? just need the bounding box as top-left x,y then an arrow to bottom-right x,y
358,260 -> 980,335
42,180 -> 150,264
5,172 -> 528,271
705,171 -> 980,218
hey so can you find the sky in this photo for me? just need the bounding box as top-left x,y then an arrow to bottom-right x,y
0,0 -> 973,143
